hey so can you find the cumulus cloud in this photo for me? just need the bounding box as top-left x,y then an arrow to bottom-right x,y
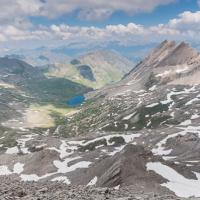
1,8 -> 200,50
168,11 -> 200,30
0,0 -> 175,22
106,23 -> 145,35
40,0 -> 176,20
0,0 -> 177,46
50,11 -> 200,46
77,9 -> 113,21
0,0 -> 42,24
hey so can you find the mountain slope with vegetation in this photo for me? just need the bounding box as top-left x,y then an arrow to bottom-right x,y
46,50 -> 135,89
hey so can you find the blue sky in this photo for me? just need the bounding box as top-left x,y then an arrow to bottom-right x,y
29,0 -> 199,27
0,0 -> 200,60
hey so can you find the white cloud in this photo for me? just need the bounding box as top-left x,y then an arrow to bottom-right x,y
40,0 -> 176,20
0,0 -> 176,22
77,9 -> 113,21
1,9 -> 200,51
106,23 -> 145,35
0,34 -> 6,42
0,0 -> 42,23
168,11 -> 200,30
150,24 -> 180,35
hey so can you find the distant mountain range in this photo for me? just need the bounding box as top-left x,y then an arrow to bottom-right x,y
47,50 -> 135,89
0,57 -> 91,106
2,49 -> 135,89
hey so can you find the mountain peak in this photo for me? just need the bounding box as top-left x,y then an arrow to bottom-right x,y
88,40 -> 200,98
143,41 -> 198,68
158,40 -> 176,49
158,41 -> 198,67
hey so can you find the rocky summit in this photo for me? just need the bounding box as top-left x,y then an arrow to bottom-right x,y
1,41 -> 200,199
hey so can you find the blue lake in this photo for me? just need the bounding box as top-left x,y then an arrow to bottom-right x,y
67,95 -> 85,106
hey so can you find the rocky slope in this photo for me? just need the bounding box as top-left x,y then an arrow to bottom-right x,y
0,176 -> 186,200
86,40 -> 200,98
1,41 -> 200,199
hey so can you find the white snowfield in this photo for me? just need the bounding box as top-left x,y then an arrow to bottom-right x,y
51,176 -> 71,184
0,162 -> 24,176
152,124 -> 200,158
123,112 -> 136,120
146,103 -> 159,108
146,162 -> 200,198
87,176 -> 98,186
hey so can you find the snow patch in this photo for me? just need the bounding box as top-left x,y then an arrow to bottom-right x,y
147,162 -> 200,198
87,176 -> 98,186
51,176 -> 71,184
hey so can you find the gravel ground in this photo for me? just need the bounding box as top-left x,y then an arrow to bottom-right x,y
0,176 -> 194,200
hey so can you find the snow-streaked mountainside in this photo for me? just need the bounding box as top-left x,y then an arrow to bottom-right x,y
47,50 -> 135,89
87,40 -> 200,98
1,41 -> 200,199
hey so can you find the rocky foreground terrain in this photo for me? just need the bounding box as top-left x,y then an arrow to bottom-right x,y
0,176 -> 194,200
1,41 -> 200,199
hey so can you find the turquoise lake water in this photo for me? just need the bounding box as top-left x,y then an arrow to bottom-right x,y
67,95 -> 85,106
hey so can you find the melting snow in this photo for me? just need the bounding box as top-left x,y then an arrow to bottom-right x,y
0,162 -> 24,175
147,162 -> 200,198
146,103 -> 159,108
87,176 -> 98,186
13,163 -> 24,174
51,176 -> 71,184
0,166 -> 12,175
161,86 -> 197,107
152,130 -> 190,156
6,146 -> 19,154
124,124 -> 128,129
156,70 -> 171,77
20,173 -> 55,182
123,112 -> 136,120
53,156 -> 91,174
149,85 -> 157,91
180,120 -> 192,126
191,114 -> 199,119
186,98 -> 199,106
108,145 -> 126,156
176,67 -> 188,74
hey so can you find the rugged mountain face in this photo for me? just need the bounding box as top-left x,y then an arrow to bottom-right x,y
47,50 -> 135,89
1,41 -> 200,199
87,40 -> 200,98
0,57 -> 43,84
